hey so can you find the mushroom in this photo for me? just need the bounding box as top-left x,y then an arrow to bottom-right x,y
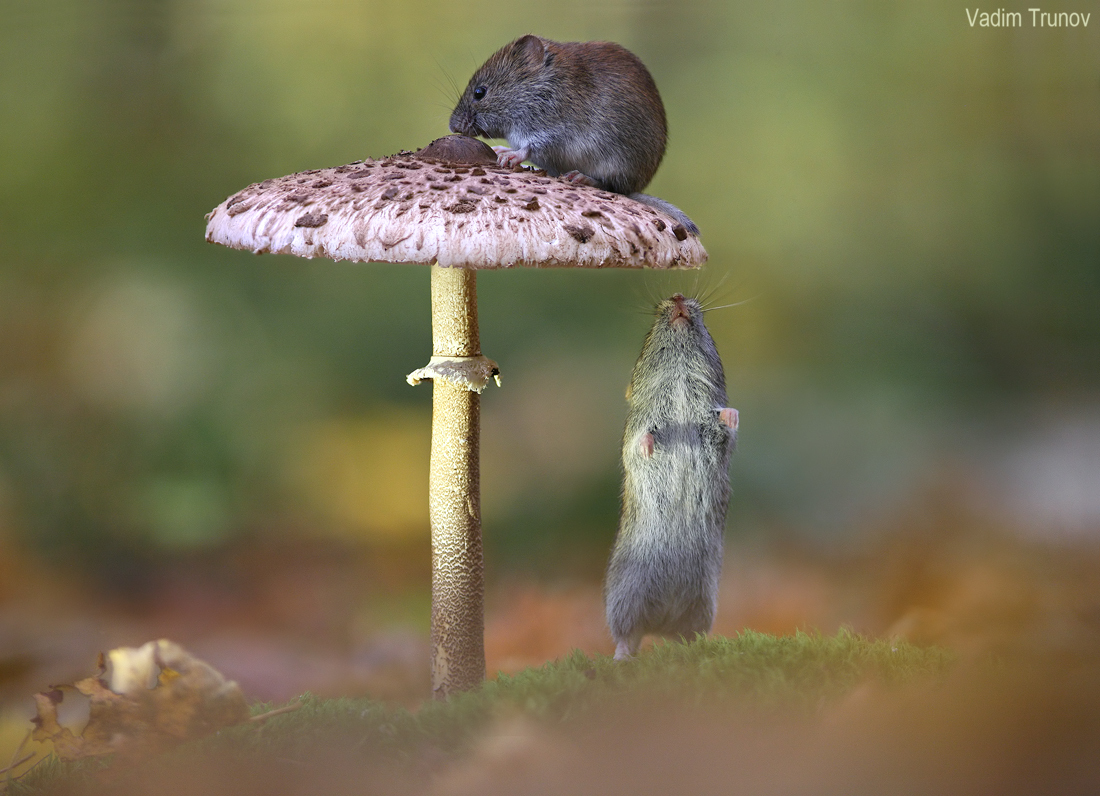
205,135 -> 707,698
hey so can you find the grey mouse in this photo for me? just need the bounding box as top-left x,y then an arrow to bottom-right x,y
604,293 -> 737,660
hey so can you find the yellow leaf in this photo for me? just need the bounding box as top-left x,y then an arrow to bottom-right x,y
30,640 -> 249,761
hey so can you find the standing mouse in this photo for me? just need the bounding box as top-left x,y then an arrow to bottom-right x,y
604,294 -> 737,660
449,34 -> 699,235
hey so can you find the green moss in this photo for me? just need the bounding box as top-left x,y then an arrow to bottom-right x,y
10,631 -> 951,793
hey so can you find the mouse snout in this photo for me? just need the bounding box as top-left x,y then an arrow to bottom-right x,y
449,108 -> 474,136
669,294 -> 691,327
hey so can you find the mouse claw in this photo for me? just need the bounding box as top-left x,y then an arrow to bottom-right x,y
638,432 -> 655,459
718,408 -> 739,430
493,146 -> 529,169
561,170 -> 598,187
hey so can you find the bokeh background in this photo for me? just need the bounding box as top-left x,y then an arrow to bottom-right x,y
1,0 -> 1098,757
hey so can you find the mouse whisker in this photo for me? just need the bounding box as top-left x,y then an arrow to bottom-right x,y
702,295 -> 759,312
688,270 -> 701,301
432,57 -> 462,104
698,269 -> 732,307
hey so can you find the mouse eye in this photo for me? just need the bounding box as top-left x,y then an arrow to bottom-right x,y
473,86 -> 487,101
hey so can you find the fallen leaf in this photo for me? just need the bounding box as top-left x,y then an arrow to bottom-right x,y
31,640 -> 249,760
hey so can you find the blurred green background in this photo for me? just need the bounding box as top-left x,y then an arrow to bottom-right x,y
1,0 -> 1098,591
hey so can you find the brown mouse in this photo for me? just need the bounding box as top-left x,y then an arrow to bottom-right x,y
450,35 -> 699,235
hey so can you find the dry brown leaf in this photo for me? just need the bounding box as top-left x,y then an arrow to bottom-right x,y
31,640 -> 249,760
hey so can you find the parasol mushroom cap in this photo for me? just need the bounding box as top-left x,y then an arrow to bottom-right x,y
204,136 -> 706,270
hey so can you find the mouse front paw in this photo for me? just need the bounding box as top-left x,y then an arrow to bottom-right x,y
561,170 -> 598,187
493,146 -> 529,169
718,407 -> 739,430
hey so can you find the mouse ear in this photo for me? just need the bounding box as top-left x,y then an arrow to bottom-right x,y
512,34 -> 546,66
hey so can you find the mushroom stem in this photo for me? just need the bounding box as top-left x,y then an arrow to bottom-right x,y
428,265 -> 485,698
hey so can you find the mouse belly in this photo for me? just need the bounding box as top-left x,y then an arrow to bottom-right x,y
605,493 -> 725,655
523,135 -> 640,195
605,540 -> 720,639
605,417 -> 731,658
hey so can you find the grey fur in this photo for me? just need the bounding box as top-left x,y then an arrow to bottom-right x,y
605,294 -> 735,659
450,34 -> 699,235
628,193 -> 700,236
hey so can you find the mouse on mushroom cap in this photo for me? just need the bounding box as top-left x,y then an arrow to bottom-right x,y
450,34 -> 699,235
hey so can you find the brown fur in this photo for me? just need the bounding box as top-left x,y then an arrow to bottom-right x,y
450,35 -> 668,195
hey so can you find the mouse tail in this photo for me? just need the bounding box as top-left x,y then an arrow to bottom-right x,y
628,193 -> 700,237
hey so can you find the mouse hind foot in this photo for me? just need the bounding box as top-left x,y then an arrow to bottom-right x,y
561,170 -> 599,187
613,634 -> 642,661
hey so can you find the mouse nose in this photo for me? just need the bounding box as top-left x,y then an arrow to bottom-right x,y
669,294 -> 690,325
449,109 -> 473,136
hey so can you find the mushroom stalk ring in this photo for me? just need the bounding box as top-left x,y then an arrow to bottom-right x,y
406,355 -> 502,393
